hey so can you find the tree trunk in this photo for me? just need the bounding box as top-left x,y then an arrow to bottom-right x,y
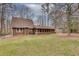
1,4 -> 5,34
66,4 -> 72,36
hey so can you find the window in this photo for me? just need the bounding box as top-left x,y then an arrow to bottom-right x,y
20,28 -> 23,31
17,28 -> 19,31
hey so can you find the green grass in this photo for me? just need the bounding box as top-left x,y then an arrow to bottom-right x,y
0,34 -> 79,56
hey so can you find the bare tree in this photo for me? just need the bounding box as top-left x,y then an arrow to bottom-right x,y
15,5 -> 34,19
0,3 -> 15,35
66,4 -> 72,35
41,3 -> 50,26
49,3 -> 79,35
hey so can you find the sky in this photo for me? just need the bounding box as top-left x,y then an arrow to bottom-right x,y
23,3 -> 43,24
23,3 -> 42,15
15,3 -> 42,19
24,3 -> 42,11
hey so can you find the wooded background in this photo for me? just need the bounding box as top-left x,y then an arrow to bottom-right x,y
0,3 -> 79,35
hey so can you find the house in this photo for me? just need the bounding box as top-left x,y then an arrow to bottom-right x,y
12,17 -> 55,35
12,17 -> 34,35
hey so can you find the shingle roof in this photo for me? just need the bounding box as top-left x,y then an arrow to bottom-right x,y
11,17 -> 55,29
34,25 -> 54,29
12,17 -> 34,28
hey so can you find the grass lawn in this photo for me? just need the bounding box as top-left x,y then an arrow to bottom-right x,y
0,34 -> 79,56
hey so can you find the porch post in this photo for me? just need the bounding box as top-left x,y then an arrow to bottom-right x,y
13,28 -> 16,36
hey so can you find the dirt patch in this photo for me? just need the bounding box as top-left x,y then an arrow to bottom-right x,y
0,35 -> 27,40
0,35 -> 19,40
1,33 -> 79,40
57,33 -> 79,40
